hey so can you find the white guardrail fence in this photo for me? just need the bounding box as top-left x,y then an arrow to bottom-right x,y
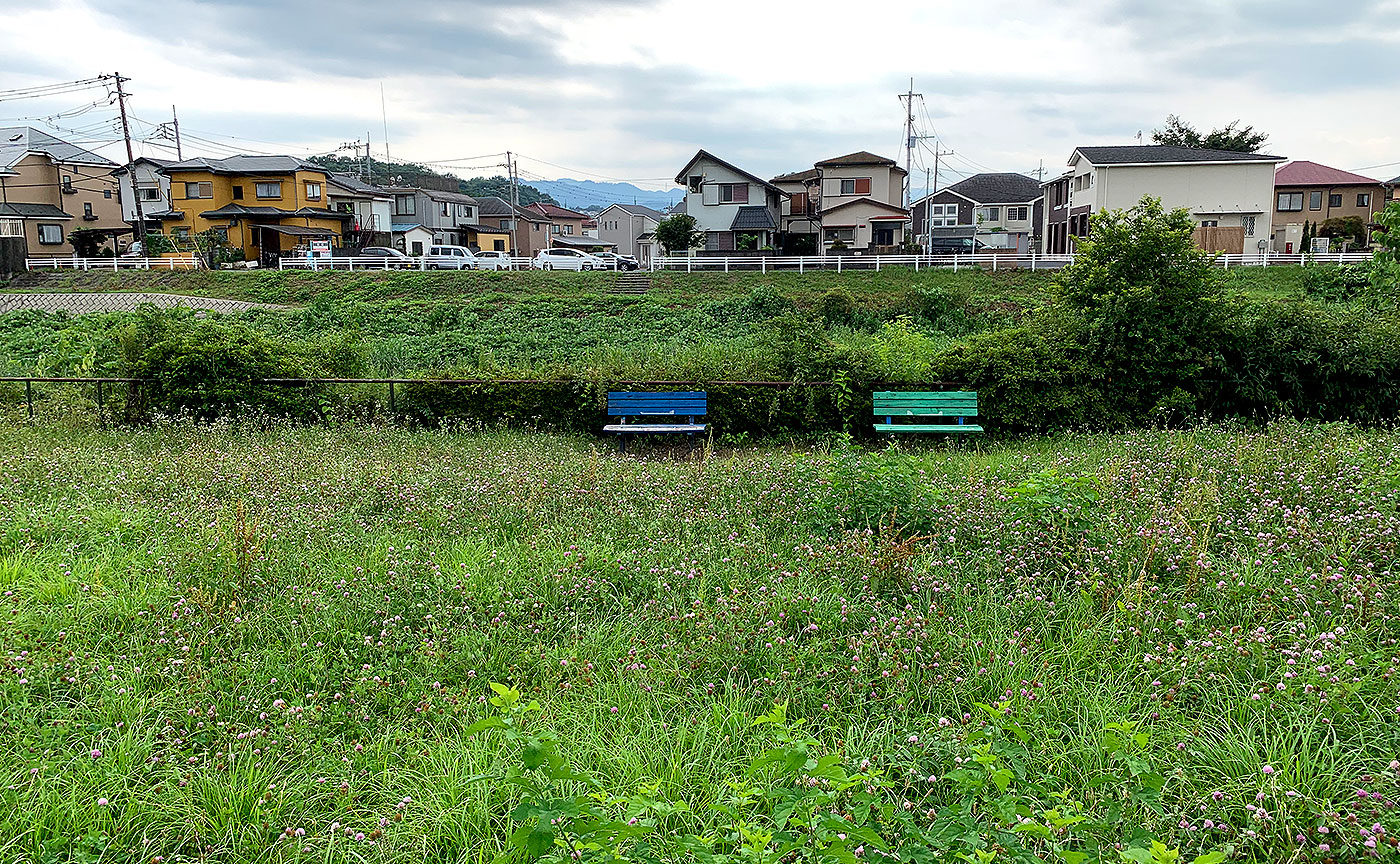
26,256 -> 203,271
27,251 -> 1376,274
647,251 -> 1377,272
277,256 -> 538,271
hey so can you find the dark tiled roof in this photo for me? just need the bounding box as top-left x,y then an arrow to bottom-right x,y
1387,175 -> 1400,185
940,173 -> 1043,204
527,201 -> 590,220
730,206 -> 777,230
670,200 -> 686,215
199,203 -> 350,219
161,154 -> 328,175
475,196 -> 515,217
0,126 -> 116,168
604,203 -> 666,220
820,197 -> 909,218
110,156 -> 176,175
1073,145 -> 1284,165
771,168 -> 819,183
328,173 -> 389,198
0,202 -> 72,218
814,151 -> 898,168
674,150 -> 786,195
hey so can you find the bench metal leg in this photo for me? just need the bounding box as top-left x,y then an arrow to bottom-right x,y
618,433 -> 627,454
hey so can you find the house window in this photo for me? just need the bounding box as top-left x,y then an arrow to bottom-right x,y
688,175 -> 703,193
1329,193 -> 1343,208
1200,219 -> 1219,227
62,175 -> 74,193
1358,193 -> 1371,207
494,239 -> 505,251
1006,206 -> 1028,221
1242,216 -> 1257,235
824,228 -> 855,244
564,225 -> 574,235
172,226 -> 190,239
255,182 -> 282,199
140,187 -> 161,201
1309,191 -> 1323,210
83,202 -> 94,219
411,241 -> 423,255
1277,192 -> 1303,212
928,203 -> 960,227
718,183 -> 749,204
552,224 -> 561,234
37,223 -> 64,245
210,226 -> 228,242
790,192 -> 808,214
184,181 -> 212,199
305,182 -> 322,201
232,185 -> 243,200
394,194 -> 415,215
985,206 -> 1000,221
838,178 -> 872,196
440,202 -> 450,216
103,190 -> 111,199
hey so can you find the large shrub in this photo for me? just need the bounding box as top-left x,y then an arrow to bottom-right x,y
1055,196 -> 1224,420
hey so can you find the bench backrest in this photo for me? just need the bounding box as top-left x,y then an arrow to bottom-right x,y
608,391 -> 707,419
873,391 -> 977,422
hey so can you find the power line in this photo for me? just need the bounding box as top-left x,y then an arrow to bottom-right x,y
0,77 -> 111,103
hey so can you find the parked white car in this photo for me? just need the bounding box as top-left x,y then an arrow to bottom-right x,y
425,245 -> 478,270
532,248 -> 604,271
474,250 -> 515,270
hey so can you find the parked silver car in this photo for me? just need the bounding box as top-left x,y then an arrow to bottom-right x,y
426,245 -> 478,270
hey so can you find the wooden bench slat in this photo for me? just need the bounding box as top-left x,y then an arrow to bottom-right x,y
873,408 -> 978,417
873,423 -> 984,433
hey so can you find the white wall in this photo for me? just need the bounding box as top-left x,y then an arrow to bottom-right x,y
117,162 -> 171,222
680,159 -> 778,235
820,164 -> 902,209
1091,162 -> 1277,219
595,205 -> 657,257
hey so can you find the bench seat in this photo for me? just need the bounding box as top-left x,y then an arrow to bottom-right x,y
604,391 -> 707,451
873,390 -> 984,436
603,423 -> 706,434
872,423 -> 983,434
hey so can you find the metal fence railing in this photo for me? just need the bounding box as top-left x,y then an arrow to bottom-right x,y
646,251 -> 1376,273
277,256 -> 540,271
26,256 -> 202,271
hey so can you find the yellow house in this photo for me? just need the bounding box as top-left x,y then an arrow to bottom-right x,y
159,155 -> 350,264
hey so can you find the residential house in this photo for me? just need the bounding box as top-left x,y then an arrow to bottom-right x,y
1041,171 -> 1073,254
462,195 -> 513,253
525,202 -> 601,249
771,168 -> 820,252
583,217 -> 599,239
595,203 -> 665,261
1040,145 -> 1284,255
160,155 -> 350,263
481,197 -> 551,257
673,150 -> 784,252
1272,161 -> 1385,252
327,173 -> 392,249
384,185 -> 480,248
812,152 -> 908,252
111,156 -> 175,236
0,126 -> 125,256
911,173 -> 1043,254
1387,175 -> 1399,206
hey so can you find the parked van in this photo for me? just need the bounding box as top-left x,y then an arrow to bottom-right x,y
532,248 -> 603,271
425,245 -> 478,270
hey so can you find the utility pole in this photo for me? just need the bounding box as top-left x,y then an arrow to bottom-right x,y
111,73 -> 146,249
364,139 -> 371,183
931,146 -> 953,194
505,150 -> 519,254
898,78 -> 921,209
171,105 -> 182,160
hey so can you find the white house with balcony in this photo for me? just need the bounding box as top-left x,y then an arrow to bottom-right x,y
674,150 -> 784,252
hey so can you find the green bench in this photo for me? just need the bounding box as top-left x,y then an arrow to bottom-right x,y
873,391 -> 984,435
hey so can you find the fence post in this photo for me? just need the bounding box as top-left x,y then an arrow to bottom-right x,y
388,381 -> 396,415
993,255 -> 998,271
876,256 -> 881,272
761,256 -> 766,274
953,255 -> 959,273
799,257 -> 804,274
25,380 -> 33,422
95,380 -> 103,423
837,256 -> 842,274
687,256 -> 692,273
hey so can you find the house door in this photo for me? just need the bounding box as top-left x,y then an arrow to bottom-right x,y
872,226 -> 895,247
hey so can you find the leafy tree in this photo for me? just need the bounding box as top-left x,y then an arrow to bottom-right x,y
655,213 -> 704,253
1151,115 -> 1268,153
306,157 -> 557,205
1372,200 -> 1400,289
1319,215 -> 1366,247
67,228 -> 108,257
1056,195 -> 1222,419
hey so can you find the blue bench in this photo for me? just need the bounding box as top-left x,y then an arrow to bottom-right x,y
603,391 -> 706,452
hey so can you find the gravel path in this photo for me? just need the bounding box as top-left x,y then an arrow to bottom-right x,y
0,293 -> 282,315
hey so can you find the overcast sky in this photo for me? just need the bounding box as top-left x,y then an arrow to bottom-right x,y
3,0 -> 1398,196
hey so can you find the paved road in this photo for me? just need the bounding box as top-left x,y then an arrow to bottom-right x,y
0,293 -> 282,315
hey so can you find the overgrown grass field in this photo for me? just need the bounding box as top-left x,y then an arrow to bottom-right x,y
1,421 -> 1396,861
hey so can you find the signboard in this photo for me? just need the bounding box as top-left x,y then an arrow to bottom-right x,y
310,239 -> 331,256
1311,236 -> 1329,254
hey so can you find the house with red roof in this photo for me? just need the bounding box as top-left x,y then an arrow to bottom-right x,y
1272,160 -> 1384,252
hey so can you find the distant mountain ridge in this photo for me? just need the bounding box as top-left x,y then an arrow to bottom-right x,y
527,178 -> 684,212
